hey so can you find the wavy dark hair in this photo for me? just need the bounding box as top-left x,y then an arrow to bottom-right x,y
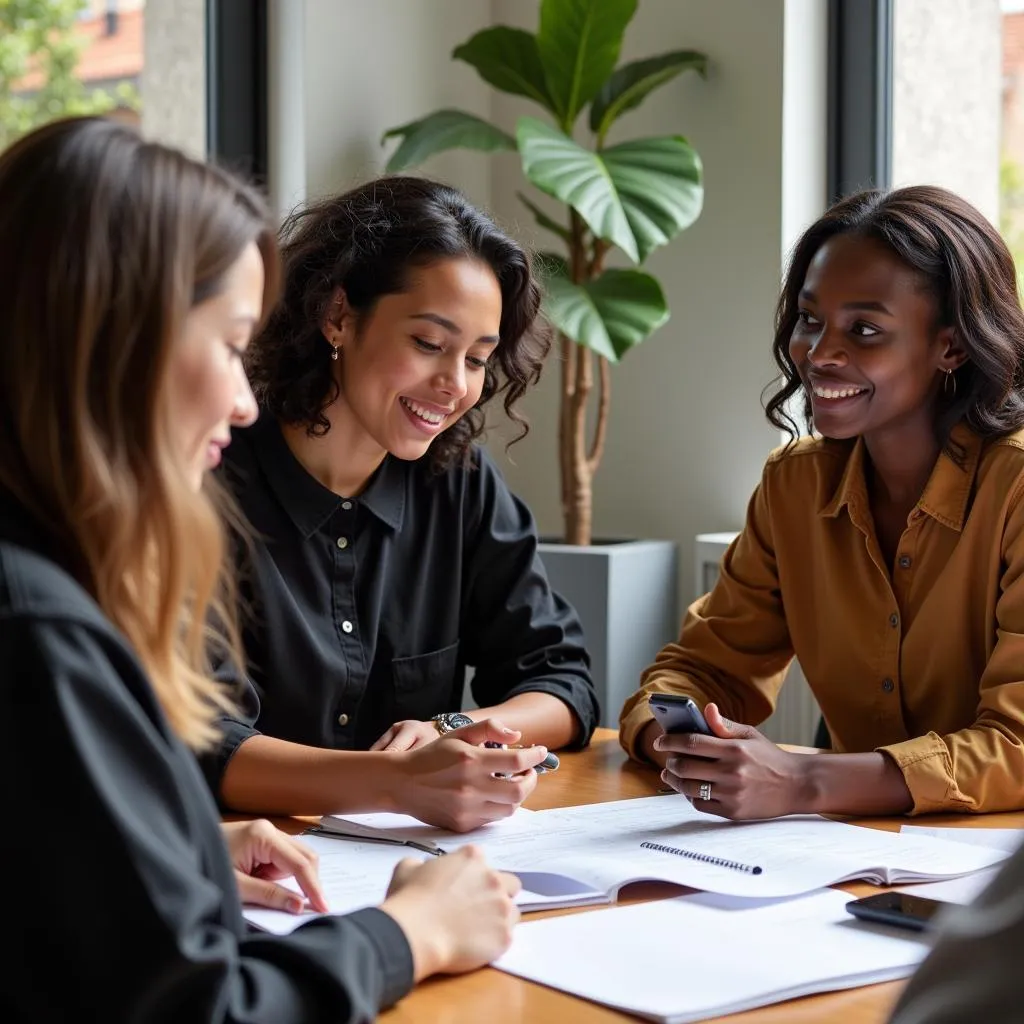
764,185 -> 1024,459
247,175 -> 550,470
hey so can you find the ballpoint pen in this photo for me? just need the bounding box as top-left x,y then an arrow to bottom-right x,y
302,821 -> 445,856
484,741 -> 560,774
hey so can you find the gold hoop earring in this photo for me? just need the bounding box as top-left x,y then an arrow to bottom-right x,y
943,368 -> 956,398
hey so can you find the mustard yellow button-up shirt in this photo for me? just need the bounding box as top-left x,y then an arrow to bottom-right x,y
621,425 -> 1024,814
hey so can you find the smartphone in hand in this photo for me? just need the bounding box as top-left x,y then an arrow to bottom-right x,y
648,693 -> 713,736
845,891 -> 953,932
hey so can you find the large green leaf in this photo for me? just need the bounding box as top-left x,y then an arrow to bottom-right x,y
517,117 -> 703,263
540,265 -> 669,362
601,136 -> 703,261
589,50 -> 708,142
452,27 -> 555,111
381,109 -> 515,172
536,0 -> 638,128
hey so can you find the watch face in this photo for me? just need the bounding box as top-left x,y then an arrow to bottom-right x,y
434,712 -> 473,734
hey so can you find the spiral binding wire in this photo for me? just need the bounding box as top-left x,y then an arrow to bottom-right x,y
640,840 -> 763,875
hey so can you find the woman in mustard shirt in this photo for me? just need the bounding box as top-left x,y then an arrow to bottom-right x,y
621,185 -> 1024,818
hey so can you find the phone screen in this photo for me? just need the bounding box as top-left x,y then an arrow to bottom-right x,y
846,892 -> 950,931
648,693 -> 712,736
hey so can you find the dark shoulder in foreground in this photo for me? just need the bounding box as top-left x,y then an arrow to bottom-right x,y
0,538 -> 112,636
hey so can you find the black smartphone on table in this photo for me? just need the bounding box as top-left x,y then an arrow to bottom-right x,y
845,891 -> 954,932
648,693 -> 713,736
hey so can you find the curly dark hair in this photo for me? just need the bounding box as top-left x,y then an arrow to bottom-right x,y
246,175 -> 550,471
764,185 -> 1024,460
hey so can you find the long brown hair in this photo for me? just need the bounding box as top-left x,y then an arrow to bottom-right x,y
0,117 -> 279,749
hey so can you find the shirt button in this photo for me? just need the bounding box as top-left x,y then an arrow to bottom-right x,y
341,620 -> 354,634
889,612 -> 899,628
882,678 -> 894,693
337,712 -> 349,726
336,537 -> 349,550
898,555 -> 911,569
342,501 -> 353,510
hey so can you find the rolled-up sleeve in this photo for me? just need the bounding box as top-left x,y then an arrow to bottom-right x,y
619,472 -> 794,760
197,655 -> 263,802
877,483 -> 1024,814
462,451 -> 599,747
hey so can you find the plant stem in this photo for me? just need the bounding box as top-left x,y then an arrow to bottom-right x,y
586,241 -> 611,478
558,329 -> 575,527
563,209 -> 593,545
588,355 -> 611,472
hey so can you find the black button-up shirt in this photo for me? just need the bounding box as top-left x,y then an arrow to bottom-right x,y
0,498 -> 413,1021
209,412 -> 598,786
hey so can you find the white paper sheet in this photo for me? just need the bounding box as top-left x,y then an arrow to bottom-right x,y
494,888 -> 930,1024
242,826 -> 607,936
900,824 -> 1024,853
896,867 -> 1000,905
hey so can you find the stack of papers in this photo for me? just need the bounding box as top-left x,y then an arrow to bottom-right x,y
494,888 -> 931,1023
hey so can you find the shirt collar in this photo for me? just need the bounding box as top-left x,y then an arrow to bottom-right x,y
357,456 -> 407,531
247,412 -> 406,537
819,422 -> 983,532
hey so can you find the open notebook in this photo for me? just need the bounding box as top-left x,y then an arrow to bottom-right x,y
312,795 -> 1008,898
494,888 -> 932,1024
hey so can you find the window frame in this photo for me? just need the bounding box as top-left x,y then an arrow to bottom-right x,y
827,0 -> 894,201
205,0 -> 268,181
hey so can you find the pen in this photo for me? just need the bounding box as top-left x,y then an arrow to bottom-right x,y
484,741 -> 560,774
302,826 -> 445,857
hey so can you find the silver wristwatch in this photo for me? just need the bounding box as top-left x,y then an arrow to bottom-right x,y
431,712 -> 474,735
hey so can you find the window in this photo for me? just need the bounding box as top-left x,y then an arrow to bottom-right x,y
1001,1 -> 1024,283
1,0 -> 144,151
0,0 -> 208,157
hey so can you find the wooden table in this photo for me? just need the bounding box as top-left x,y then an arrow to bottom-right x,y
314,729 -> 1024,1023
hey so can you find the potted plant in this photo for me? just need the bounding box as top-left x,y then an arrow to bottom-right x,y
381,0 -> 707,723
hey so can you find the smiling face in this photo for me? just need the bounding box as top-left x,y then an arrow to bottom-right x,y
788,232 -> 963,445
167,241 -> 263,489
326,256 -> 502,461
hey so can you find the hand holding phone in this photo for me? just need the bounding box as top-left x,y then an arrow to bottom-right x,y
845,891 -> 954,932
648,693 -> 713,736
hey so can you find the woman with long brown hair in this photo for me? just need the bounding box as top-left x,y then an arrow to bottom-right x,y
0,117 -> 519,1021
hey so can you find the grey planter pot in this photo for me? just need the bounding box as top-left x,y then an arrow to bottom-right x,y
538,539 -> 679,730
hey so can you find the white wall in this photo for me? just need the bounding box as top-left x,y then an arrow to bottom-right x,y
302,0 -> 495,209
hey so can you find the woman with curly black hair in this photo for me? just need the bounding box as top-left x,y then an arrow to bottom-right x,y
208,176 -> 598,828
622,185 -> 1024,819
